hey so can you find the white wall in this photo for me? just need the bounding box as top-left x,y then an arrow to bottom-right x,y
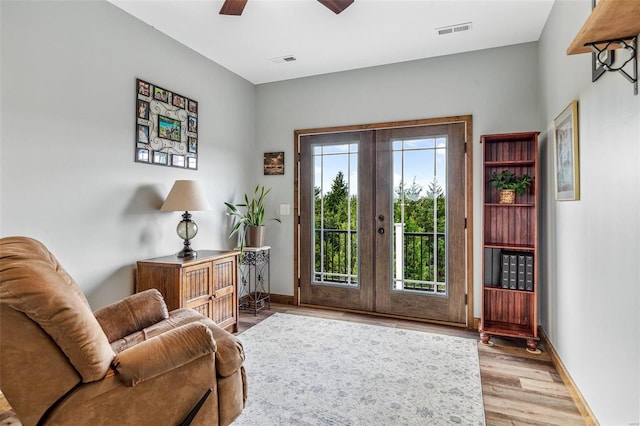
538,1 -> 640,423
0,0 -> 256,308
255,42 -> 543,310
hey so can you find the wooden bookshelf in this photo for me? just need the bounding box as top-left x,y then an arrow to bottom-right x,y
479,132 -> 540,352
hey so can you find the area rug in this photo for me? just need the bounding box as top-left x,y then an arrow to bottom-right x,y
232,313 -> 485,425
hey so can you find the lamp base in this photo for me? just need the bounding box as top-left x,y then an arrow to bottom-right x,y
176,247 -> 196,258
177,238 -> 196,259
176,211 -> 198,259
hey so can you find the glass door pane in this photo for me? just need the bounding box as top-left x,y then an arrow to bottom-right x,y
391,136 -> 448,295
313,143 -> 359,287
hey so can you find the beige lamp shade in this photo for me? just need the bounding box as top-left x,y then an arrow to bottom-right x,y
161,180 -> 212,212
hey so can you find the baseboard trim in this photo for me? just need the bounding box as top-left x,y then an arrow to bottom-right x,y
538,326 -> 599,426
472,316 -> 480,331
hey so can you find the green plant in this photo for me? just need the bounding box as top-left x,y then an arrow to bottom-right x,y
490,170 -> 533,195
224,185 -> 281,245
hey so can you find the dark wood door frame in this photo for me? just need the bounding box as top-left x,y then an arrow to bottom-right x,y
294,115 -> 474,328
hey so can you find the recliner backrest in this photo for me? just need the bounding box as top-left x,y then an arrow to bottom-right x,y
0,237 -> 115,381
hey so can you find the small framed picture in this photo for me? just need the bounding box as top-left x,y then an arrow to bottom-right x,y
173,94 -> 186,109
172,154 -> 185,168
137,124 -> 149,144
264,152 -> 285,175
188,137 -> 197,153
188,99 -> 198,114
153,151 -> 168,165
188,157 -> 197,169
553,100 -> 580,201
137,79 -> 150,97
158,115 -> 181,142
153,86 -> 171,104
188,116 -> 197,133
137,100 -> 149,120
136,148 -> 149,162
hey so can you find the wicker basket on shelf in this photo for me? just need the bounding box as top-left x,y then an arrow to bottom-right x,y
499,189 -> 516,204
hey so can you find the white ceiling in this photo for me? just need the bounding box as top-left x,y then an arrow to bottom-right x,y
109,0 -> 555,84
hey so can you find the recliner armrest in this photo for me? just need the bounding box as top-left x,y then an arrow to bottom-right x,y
94,289 -> 169,343
113,322 -> 217,386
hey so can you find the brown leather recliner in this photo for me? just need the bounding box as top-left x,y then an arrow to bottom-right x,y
0,236 -> 247,426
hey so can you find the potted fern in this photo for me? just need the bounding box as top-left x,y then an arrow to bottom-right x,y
490,170 -> 533,204
224,185 -> 281,249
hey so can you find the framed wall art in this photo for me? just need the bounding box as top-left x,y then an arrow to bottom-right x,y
553,100 -> 580,201
135,78 -> 198,169
264,152 -> 284,175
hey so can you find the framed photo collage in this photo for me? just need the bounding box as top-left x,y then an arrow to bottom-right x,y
135,79 -> 198,169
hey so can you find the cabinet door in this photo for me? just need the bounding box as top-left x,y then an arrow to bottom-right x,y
182,263 -> 214,319
211,255 -> 237,331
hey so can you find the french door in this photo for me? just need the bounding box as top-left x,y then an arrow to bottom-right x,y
297,118 -> 470,324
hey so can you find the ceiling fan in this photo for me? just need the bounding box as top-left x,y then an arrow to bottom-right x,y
219,0 -> 354,16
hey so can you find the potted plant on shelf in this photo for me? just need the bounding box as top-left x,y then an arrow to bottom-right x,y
490,170 -> 533,204
224,185 -> 281,250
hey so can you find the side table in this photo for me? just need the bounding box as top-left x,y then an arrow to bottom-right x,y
237,246 -> 270,315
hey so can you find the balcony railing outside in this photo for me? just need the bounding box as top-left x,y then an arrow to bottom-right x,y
314,228 -> 446,293
313,229 -> 358,285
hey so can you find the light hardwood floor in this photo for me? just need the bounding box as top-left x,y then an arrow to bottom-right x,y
0,304 -> 588,425
239,303 -> 588,426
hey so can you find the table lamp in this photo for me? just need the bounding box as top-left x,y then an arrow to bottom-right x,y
161,180 -> 212,258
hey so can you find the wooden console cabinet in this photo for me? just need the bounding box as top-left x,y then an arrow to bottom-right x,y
136,250 -> 239,332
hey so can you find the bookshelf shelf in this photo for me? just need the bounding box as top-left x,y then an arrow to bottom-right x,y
483,243 -> 534,252
481,320 -> 534,339
480,132 -> 540,352
483,287 -> 535,294
485,160 -> 535,167
484,203 -> 535,208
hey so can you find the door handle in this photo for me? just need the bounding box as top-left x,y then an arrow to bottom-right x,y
378,227 -> 385,234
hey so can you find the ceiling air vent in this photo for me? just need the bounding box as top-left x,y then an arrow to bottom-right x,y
270,55 -> 297,64
436,22 -> 472,36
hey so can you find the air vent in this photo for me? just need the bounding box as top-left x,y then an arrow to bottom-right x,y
270,55 -> 297,64
436,22 -> 472,36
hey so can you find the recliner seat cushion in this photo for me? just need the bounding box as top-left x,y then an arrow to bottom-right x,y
145,309 -> 245,377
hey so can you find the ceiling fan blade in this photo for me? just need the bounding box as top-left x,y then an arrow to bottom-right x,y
317,0 -> 354,14
220,0 -> 248,16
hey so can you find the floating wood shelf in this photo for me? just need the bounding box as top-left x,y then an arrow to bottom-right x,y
568,0 -> 640,95
567,0 -> 640,55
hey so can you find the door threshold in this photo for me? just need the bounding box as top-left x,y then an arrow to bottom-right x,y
298,303 -> 470,329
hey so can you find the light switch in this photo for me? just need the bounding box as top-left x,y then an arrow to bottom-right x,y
279,204 -> 290,216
